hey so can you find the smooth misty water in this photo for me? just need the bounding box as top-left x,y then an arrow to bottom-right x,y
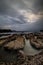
24,39 -> 41,55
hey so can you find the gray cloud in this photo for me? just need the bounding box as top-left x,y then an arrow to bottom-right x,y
0,15 -> 27,26
33,0 -> 43,13
0,0 -> 43,31
0,0 -> 43,14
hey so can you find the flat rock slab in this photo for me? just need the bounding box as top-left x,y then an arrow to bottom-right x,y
30,37 -> 43,49
4,36 -> 25,51
0,34 -> 18,47
0,39 -> 7,47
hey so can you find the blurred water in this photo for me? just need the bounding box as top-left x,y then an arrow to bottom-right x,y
24,39 -> 41,55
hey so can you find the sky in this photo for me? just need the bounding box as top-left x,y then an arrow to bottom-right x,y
0,0 -> 43,31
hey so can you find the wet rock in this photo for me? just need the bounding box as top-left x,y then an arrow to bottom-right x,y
0,34 -> 18,47
0,50 -> 43,65
31,51 -> 43,65
25,33 -> 34,40
0,39 -> 7,47
30,36 -> 43,49
16,50 -> 26,65
37,32 -> 43,39
25,34 -> 29,39
0,62 -> 5,65
16,50 -> 43,65
4,36 -> 25,51
0,62 -> 16,65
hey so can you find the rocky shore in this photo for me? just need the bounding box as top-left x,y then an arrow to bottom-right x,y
25,32 -> 43,49
0,50 -> 43,65
16,50 -> 43,65
30,35 -> 43,49
0,32 -> 43,65
0,33 -> 43,50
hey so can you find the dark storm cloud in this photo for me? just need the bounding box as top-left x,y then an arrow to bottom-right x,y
0,0 -> 9,13
33,0 -> 43,13
0,0 -> 20,16
0,0 -> 43,14
0,0 -> 43,31
0,0 -> 26,15
2,18 -> 43,32
23,0 -> 43,14
0,15 -> 27,27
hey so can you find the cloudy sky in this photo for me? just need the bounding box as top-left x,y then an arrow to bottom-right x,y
0,0 -> 43,31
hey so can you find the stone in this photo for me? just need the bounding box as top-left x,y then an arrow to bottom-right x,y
0,40 -> 6,46
16,50 -> 43,65
30,36 -> 43,49
4,36 -> 25,51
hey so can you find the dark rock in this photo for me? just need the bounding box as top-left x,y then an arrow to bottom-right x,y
25,33 -> 34,40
